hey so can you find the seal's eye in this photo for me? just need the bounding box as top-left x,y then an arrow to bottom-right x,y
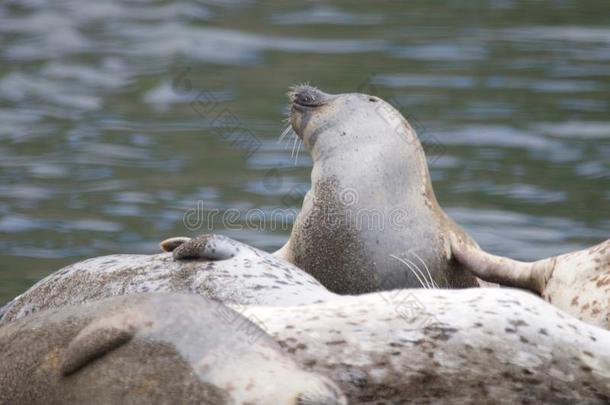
369,97 -> 377,102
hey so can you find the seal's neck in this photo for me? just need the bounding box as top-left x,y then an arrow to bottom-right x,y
310,125 -> 439,209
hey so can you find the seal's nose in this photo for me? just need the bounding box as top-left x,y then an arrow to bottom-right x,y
291,85 -> 329,107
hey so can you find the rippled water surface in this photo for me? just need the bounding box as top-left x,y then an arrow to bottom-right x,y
1,0 -> 609,302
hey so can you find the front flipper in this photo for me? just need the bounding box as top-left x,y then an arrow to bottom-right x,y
450,233 -> 552,294
61,311 -> 139,376
163,234 -> 240,261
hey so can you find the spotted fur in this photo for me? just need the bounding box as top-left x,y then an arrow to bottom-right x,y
0,235 -> 336,323
2,235 -> 609,402
242,288 -> 610,403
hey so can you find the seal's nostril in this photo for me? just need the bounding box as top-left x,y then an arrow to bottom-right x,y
296,93 -> 316,106
292,85 -> 328,107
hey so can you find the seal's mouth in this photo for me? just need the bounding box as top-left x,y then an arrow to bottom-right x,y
290,85 -> 328,110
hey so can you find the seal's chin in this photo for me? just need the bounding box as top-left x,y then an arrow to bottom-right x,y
289,107 -> 305,140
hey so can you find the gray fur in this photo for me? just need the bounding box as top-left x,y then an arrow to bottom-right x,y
276,85 -> 480,293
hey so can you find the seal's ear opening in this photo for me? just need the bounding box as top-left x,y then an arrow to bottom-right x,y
61,314 -> 136,376
172,234 -> 239,261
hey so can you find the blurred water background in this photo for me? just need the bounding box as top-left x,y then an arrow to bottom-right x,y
0,0 -> 609,302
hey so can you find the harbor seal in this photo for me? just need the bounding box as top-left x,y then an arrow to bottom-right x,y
452,236 -> 610,329
0,293 -> 346,405
0,234 -> 337,323
242,288 -> 610,403
274,85 -> 482,293
3,238 -> 609,402
0,237 -> 610,403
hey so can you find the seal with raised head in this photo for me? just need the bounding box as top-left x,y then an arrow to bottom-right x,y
452,236 -> 610,329
274,85 -> 482,293
0,293 -> 347,405
0,234 -> 337,323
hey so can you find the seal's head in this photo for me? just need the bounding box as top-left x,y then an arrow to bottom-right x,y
289,84 -> 414,161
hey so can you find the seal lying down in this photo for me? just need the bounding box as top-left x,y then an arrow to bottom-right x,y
243,288 -> 610,404
0,293 -> 347,405
2,234 -> 609,403
0,234 -> 337,323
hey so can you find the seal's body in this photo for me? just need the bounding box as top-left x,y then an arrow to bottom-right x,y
0,293 -> 346,405
0,235 -> 336,323
243,288 -> 610,403
275,85 -> 480,293
453,237 -> 610,329
2,237 -> 609,402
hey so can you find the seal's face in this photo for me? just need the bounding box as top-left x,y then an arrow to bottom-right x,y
289,84 -> 407,159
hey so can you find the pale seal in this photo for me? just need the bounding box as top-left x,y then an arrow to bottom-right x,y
242,288 -> 610,403
2,238 -> 610,402
274,85 -> 483,293
0,293 -> 346,405
452,237 -> 610,329
0,234 -> 336,323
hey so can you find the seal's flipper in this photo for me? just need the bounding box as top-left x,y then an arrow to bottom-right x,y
450,234 -> 552,294
61,312 -> 138,376
272,241 -> 292,261
159,236 -> 192,252
172,234 -> 239,261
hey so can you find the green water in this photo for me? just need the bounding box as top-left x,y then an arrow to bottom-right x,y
0,0 -> 609,303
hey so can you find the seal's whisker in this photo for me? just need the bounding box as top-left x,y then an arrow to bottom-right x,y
278,124 -> 293,143
291,134 -> 299,158
390,254 -> 427,289
411,252 -> 438,289
402,256 -> 434,289
280,129 -> 297,151
294,139 -> 302,165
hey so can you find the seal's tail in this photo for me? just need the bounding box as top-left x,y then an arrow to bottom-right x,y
450,234 -> 554,294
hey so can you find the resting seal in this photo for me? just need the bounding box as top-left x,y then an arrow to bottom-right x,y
0,234 -> 336,323
0,293 -> 346,405
452,237 -> 610,329
2,237 -> 608,402
274,85 -> 482,293
242,288 -> 610,403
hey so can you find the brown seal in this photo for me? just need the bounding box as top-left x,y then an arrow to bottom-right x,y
274,85 -> 483,293
0,293 -> 347,405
